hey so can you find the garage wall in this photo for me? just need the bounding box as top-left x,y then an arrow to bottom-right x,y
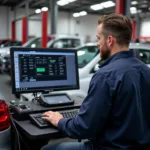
72,14 -> 99,42
140,18 -> 150,37
1,6 -> 148,43
0,6 -> 102,42
9,8 -> 37,40
8,8 -> 99,42
0,6 -> 9,39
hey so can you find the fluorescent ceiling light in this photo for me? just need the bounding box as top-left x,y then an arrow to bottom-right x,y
131,1 -> 138,5
73,13 -> 80,17
90,4 -> 104,11
131,11 -> 137,14
73,11 -> 87,17
57,0 -> 69,6
57,0 -> 76,6
79,11 -> 87,16
130,7 -> 137,14
130,7 -> 136,11
41,7 -> 48,11
101,1 -> 115,8
68,0 -> 76,2
35,9 -> 41,14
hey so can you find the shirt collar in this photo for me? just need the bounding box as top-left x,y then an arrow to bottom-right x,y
99,50 -> 135,68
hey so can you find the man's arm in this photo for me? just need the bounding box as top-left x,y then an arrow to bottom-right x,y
58,73 -> 113,139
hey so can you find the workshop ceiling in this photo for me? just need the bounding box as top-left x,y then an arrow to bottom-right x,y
0,0 -> 150,16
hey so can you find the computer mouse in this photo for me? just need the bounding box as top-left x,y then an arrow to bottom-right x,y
10,100 -> 16,104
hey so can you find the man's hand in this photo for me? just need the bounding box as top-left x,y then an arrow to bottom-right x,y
42,111 -> 63,127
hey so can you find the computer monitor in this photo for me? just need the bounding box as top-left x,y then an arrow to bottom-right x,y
11,47 -> 79,94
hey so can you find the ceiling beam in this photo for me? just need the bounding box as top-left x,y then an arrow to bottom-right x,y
30,0 -> 46,7
70,0 -> 105,11
14,0 -> 32,9
2,0 -> 8,4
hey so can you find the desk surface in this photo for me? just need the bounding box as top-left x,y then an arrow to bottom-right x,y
11,95 -> 84,140
14,119 -> 60,140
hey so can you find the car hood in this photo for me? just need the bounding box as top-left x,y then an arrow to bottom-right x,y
0,46 -> 20,56
0,47 -> 11,56
0,47 -> 10,52
78,68 -> 84,78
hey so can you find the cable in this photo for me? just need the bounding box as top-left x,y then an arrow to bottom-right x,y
10,115 -> 21,150
32,92 -> 41,105
10,115 -> 30,150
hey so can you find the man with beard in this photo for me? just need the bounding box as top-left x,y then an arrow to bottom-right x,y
41,13 -> 150,150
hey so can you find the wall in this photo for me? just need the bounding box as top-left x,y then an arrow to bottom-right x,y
140,17 -> 150,37
0,6 -> 104,42
73,14 -> 99,42
8,8 -> 99,42
1,6 -> 149,42
0,6 -> 9,39
9,8 -> 36,40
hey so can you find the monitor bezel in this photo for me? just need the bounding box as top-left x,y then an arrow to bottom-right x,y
10,47 -> 80,94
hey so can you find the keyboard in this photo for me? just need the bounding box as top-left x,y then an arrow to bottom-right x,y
29,109 -> 79,128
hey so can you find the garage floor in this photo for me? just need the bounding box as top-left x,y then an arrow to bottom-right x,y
0,73 -> 18,102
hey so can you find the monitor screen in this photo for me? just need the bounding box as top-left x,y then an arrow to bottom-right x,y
11,48 -> 79,94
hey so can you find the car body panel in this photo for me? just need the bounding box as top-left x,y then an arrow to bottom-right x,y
0,93 -> 11,150
0,35 -> 83,73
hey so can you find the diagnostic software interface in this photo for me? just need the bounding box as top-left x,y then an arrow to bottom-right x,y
13,49 -> 78,93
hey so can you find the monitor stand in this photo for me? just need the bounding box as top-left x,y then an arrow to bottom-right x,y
32,91 -> 49,99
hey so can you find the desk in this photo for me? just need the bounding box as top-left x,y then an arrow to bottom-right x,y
10,96 -> 83,150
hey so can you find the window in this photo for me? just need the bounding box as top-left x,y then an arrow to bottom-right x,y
77,46 -> 99,68
131,49 -> 150,64
26,38 -> 42,48
50,39 -> 81,48
25,37 -> 53,48
138,50 -> 150,64
50,39 -> 75,48
90,59 -> 106,73
72,39 -> 81,48
1,41 -> 21,47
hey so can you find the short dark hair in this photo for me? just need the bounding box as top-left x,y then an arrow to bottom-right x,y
98,13 -> 132,46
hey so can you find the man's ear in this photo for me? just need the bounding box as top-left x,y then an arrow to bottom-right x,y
107,35 -> 114,47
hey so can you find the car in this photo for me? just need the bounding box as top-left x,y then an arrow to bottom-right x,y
0,34 -> 83,73
0,55 -> 10,73
0,93 -> 11,150
0,40 -> 22,48
0,39 -> 11,47
22,42 -> 150,101
25,34 -> 83,49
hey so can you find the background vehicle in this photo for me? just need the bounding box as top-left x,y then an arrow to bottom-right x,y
0,93 -> 11,150
22,42 -> 150,100
25,34 -> 82,49
0,34 -> 83,73
0,39 -> 10,47
0,40 -> 22,48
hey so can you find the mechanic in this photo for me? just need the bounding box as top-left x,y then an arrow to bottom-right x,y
41,13 -> 150,150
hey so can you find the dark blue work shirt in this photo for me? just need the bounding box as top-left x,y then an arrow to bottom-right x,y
58,51 -> 150,150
